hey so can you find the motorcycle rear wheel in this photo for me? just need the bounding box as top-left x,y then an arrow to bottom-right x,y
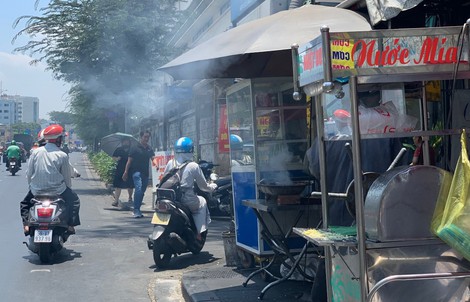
153,240 -> 172,269
38,243 -> 53,263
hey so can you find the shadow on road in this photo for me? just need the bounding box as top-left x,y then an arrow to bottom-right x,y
73,187 -> 110,196
23,247 -> 82,265
150,251 -> 221,271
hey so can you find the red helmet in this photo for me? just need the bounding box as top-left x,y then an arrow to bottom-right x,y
42,124 -> 64,143
37,129 -> 45,141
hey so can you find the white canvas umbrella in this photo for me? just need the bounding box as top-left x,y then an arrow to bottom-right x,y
159,4 -> 372,80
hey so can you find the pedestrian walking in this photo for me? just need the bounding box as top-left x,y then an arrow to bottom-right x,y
111,137 -> 134,208
122,130 -> 155,218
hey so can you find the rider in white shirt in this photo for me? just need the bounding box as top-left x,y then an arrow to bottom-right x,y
163,137 -> 216,240
21,125 -> 80,235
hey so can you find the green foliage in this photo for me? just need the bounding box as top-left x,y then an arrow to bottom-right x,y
13,0 -> 184,146
49,111 -> 76,125
11,122 -> 42,137
69,85 -> 114,146
88,150 -> 116,184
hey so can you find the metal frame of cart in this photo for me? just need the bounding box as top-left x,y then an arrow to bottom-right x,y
292,21 -> 470,302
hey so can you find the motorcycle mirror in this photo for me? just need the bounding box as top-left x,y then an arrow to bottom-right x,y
210,173 -> 219,181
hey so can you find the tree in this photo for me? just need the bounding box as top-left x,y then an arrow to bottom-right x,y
11,122 -> 42,137
49,111 -> 76,125
13,0 -> 184,146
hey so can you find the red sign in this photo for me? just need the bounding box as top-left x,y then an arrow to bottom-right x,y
303,47 -> 323,71
352,37 -> 460,68
151,151 -> 174,187
218,104 -> 229,153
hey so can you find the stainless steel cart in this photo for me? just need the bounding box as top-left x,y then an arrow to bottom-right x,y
292,21 -> 470,302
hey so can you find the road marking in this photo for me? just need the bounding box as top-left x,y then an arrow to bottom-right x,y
30,269 -> 51,273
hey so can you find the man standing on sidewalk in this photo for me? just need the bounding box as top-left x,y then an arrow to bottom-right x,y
122,130 -> 154,218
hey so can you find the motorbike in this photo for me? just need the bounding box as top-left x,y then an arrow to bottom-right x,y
8,157 -> 19,176
197,160 -> 233,217
147,188 -> 207,269
23,194 -> 72,263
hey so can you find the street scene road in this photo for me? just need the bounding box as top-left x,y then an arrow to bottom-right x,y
0,152 -> 230,302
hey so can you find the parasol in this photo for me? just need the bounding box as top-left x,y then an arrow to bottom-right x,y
100,132 -> 139,157
158,4 -> 371,80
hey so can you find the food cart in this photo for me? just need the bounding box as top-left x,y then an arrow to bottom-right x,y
225,78 -> 323,293
290,22 -> 470,302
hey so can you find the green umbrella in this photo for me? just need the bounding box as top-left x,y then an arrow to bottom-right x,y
100,132 -> 139,156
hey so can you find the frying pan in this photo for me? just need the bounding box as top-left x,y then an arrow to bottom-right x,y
258,180 -> 310,201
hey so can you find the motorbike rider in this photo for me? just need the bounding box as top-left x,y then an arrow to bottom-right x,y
6,140 -> 22,171
163,137 -> 217,240
20,124 -> 81,235
230,134 -> 252,166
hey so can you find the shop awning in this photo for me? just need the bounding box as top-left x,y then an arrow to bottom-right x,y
365,0 -> 425,25
158,4 -> 371,80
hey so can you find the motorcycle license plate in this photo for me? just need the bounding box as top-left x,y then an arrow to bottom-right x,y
151,212 -> 171,225
34,230 -> 53,243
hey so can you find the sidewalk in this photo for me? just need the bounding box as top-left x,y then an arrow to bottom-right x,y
103,183 -> 155,215
182,266 -> 313,302
102,175 -> 313,301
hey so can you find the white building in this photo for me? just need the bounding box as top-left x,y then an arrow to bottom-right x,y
0,95 -> 17,125
16,96 -> 39,123
0,94 -> 39,125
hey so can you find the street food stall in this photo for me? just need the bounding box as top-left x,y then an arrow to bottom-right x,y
225,77 -> 323,295
290,22 -> 470,302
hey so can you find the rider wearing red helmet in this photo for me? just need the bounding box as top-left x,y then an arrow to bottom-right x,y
20,124 -> 81,235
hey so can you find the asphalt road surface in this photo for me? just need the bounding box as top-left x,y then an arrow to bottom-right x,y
0,152 -> 230,302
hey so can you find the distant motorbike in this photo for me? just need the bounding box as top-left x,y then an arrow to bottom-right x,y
147,188 -> 207,269
8,157 -> 19,176
197,160 -> 233,217
24,194 -> 73,263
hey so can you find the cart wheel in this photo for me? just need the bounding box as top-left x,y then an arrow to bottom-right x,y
237,248 -> 255,269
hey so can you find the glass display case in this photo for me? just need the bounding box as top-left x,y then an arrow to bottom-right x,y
321,82 -> 422,141
226,78 -> 311,255
227,78 -> 308,175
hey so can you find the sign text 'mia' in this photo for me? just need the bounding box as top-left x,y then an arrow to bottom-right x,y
352,37 -> 460,68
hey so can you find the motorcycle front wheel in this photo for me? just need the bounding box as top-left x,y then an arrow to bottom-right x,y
152,239 -> 172,269
38,243 -> 53,263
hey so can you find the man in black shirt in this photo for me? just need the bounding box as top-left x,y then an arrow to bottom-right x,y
122,130 -> 155,218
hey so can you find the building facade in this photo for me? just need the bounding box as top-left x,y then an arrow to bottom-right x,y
0,94 -> 39,125
146,0 -> 292,176
0,96 -> 17,125
146,0 -> 470,177
15,96 -> 39,123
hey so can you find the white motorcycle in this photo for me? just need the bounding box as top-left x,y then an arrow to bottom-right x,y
24,194 -> 73,263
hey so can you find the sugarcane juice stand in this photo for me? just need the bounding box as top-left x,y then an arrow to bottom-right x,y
291,23 -> 470,302
226,78 -> 323,297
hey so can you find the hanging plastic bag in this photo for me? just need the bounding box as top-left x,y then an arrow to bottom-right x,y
431,129 -> 470,261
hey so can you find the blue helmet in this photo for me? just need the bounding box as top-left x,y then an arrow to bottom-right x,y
174,137 -> 194,153
230,134 -> 243,150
